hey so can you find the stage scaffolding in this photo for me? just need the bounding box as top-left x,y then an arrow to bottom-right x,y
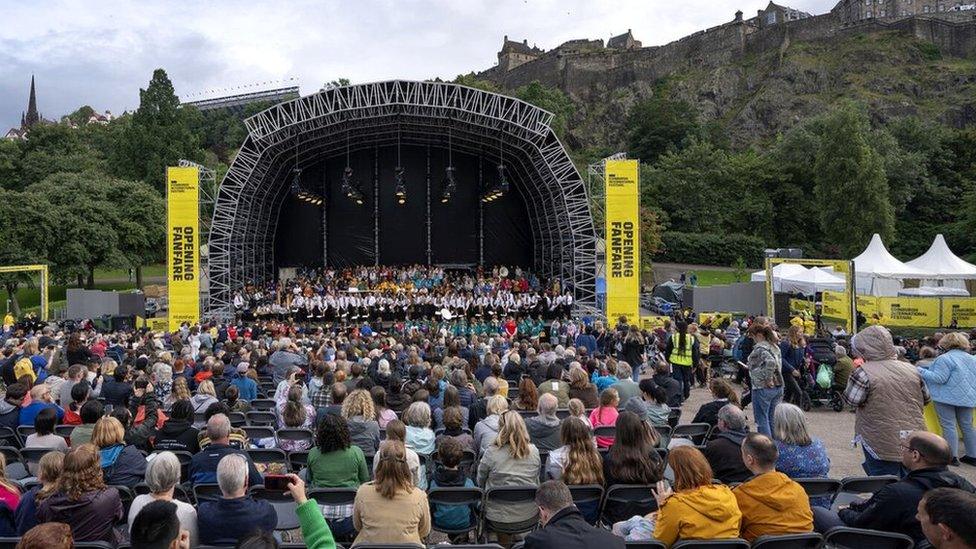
207,80 -> 599,320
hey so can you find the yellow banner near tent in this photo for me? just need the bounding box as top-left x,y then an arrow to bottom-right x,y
167,166 -> 200,332
604,159 -> 640,325
942,298 -> 976,328
640,316 -> 669,330
698,312 -> 733,329
821,291 -> 849,320
856,295 -> 880,324
877,297 -> 941,327
789,299 -> 814,315
147,317 -> 169,332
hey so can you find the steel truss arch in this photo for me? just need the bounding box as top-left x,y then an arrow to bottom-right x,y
208,80 -> 598,320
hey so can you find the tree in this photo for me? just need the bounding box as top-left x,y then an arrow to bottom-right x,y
110,68 -> 201,193
104,179 -> 165,288
321,78 -> 351,90
515,82 -> 575,139
643,139 -> 729,234
0,140 -> 20,190
63,105 -> 96,127
640,206 -> 665,279
0,189 -> 54,316
16,124 -> 105,189
626,90 -> 701,164
453,74 -> 500,93
813,103 -> 894,257
27,172 -> 124,287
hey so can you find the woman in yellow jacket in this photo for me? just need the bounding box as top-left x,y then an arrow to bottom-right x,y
652,446 -> 742,547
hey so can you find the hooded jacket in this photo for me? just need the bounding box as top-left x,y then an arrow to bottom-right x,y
36,488 -> 123,543
346,415 -> 380,456
733,471 -> 813,541
850,325 -> 927,461
704,430 -> 751,484
473,414 -> 502,455
524,506 -> 626,549
429,466 -> 477,530
653,484 -> 742,547
0,401 -> 20,432
100,444 -> 147,487
152,418 -> 200,454
838,466 -> 976,544
525,415 -> 562,452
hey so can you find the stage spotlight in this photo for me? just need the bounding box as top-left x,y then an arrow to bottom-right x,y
440,166 -> 456,203
496,163 -> 509,193
394,166 -> 407,205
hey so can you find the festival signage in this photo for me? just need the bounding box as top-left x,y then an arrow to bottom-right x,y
942,298 -> 976,328
640,316 -> 669,330
604,159 -> 640,325
789,299 -> 815,315
698,312 -> 734,328
821,291 -> 849,320
166,166 -> 200,332
877,297 -> 941,327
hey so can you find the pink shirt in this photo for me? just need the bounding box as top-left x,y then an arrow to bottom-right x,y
589,406 -> 619,448
0,485 -> 20,512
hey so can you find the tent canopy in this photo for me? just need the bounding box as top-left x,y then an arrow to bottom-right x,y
853,234 -> 933,279
905,234 -> 976,280
898,286 -> 970,297
780,266 -> 847,295
751,263 -> 809,282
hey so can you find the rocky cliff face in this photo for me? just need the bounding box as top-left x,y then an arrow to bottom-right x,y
482,20 -> 976,152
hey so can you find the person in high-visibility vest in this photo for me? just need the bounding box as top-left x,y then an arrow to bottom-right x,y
666,321 -> 700,401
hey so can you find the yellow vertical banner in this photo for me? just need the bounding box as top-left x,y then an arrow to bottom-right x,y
167,166 -> 200,332
605,159 -> 640,325
821,291 -> 849,320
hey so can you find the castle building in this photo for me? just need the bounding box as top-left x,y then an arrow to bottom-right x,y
608,29 -> 642,50
833,0 -> 975,23
497,36 -> 544,71
757,2 -> 813,26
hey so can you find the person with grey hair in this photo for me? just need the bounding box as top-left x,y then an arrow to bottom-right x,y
703,404 -> 751,484
270,337 -> 307,384
772,403 -> 830,484
188,414 -> 263,486
197,453 -> 277,546
152,362 -> 174,402
610,362 -> 640,403
525,393 -> 562,451
467,374 -> 498,431
127,451 -> 199,546
524,480 -> 625,549
833,344 -> 854,393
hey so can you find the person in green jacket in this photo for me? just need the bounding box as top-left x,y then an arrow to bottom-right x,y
284,473 -> 337,549
306,414 -> 370,539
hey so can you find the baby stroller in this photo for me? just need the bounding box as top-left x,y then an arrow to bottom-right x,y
804,338 -> 844,412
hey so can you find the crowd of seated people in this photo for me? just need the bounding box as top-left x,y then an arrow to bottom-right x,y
0,310 -> 973,548
233,265 -> 573,323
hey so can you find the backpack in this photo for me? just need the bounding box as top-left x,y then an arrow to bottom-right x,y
13,357 -> 35,384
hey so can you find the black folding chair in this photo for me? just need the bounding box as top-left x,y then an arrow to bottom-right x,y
242,425 -> 276,441
134,482 -> 192,503
538,450 -> 550,482
625,543 -> 667,549
227,412 -> 247,427
246,411 -> 277,426
600,484 -> 656,526
672,423 -> 711,445
831,475 -> 898,511
192,483 -> 223,502
794,478 -> 842,501
654,447 -> 669,462
593,425 -> 616,440
288,450 -> 310,473
653,424 -> 672,441
15,426 -> 35,440
0,447 -> 25,480
427,486 -> 484,539
823,526 -> 914,549
667,409 -> 682,429
247,448 -> 289,473
0,538 -> 17,549
567,484 -> 604,525
21,447 -> 62,473
0,427 -> 19,449
250,486 -> 300,530
482,486 -> 539,539
671,540 -> 749,549
111,485 -> 135,524
276,428 -> 314,449
751,533 -> 823,549
308,488 -> 359,542
54,424 -> 75,438
253,397 -> 277,410
151,450 -> 194,483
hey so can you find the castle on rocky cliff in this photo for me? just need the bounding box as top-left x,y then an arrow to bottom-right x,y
485,0 -> 976,93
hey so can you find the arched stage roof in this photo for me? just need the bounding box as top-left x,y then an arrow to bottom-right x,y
207,80 -> 598,319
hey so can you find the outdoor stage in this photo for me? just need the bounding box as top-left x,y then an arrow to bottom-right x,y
205,81 -> 600,320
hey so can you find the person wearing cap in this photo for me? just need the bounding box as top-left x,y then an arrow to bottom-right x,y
230,363 -> 257,402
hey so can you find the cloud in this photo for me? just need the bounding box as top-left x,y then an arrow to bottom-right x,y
0,0 -> 838,130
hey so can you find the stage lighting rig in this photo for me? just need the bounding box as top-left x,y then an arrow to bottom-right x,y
394,167 -> 407,205
341,166 -> 365,205
440,166 -> 456,203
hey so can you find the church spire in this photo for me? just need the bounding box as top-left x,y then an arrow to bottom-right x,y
24,75 -> 39,129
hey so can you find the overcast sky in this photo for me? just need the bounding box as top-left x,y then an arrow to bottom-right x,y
1,0 -> 836,131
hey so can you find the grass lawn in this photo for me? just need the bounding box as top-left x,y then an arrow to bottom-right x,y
692,269 -> 749,286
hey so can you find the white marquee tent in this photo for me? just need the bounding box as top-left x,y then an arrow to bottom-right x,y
853,234 -> 934,296
905,234 -> 976,292
779,266 -> 847,296
751,263 -> 809,292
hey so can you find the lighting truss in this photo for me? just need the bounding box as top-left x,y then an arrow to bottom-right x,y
207,80 -> 599,319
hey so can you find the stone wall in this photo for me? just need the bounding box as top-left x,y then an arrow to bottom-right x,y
480,12 -> 976,97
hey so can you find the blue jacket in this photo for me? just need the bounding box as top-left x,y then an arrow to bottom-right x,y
14,485 -> 41,535
231,375 -> 258,401
19,402 -> 62,427
100,444 -> 147,487
918,350 -> 976,407
197,496 -> 277,545
429,468 -> 477,530
189,443 -> 263,486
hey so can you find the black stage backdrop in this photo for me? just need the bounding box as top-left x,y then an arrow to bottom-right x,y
274,145 -> 532,270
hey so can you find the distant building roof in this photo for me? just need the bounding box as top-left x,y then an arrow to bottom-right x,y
500,36 -> 544,56
608,29 -> 639,49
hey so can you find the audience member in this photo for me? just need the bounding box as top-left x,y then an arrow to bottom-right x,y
130,499 -> 190,549
917,332 -> 976,466
525,480 -> 625,549
19,385 -> 62,427
14,451 -> 62,535
567,366 -> 599,408
538,363 -> 570,407
772,403 -> 830,480
435,406 -> 475,454
692,378 -> 741,430
128,451 -> 198,547
611,363 -> 640,403
918,487 -> 976,549
353,440 -> 431,546
341,389 -> 380,456
429,436 -> 477,541
153,400 -> 201,454
745,321 -> 783,437
526,393 -> 562,451
373,420 -> 422,486
732,433 -> 813,541
477,411 -> 540,537
36,444 -> 123,544
15,522 -> 72,549
189,414 -> 263,485
91,416 -> 147,487
307,413 -> 369,539
473,395 -> 508,455
69,400 -> 103,447
197,453 -> 277,546
24,408 -> 67,474
602,411 -> 663,523
590,388 -> 620,449
703,404 -> 751,484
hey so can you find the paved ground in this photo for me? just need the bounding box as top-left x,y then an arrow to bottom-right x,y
675,381 -> 976,483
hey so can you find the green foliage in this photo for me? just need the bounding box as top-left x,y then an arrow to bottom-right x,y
916,41 -> 942,60
654,232 -> 765,267
732,257 -> 747,283
640,206 -> 665,272
625,89 -> 701,164
323,78 -> 351,90
0,188 -> 55,314
15,124 -> 106,189
63,105 -> 96,127
453,74 -> 500,93
0,140 -> 19,189
514,81 -> 575,139
812,103 -> 894,257
110,68 -> 201,193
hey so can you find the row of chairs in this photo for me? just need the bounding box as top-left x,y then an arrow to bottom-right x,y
793,475 -> 898,512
